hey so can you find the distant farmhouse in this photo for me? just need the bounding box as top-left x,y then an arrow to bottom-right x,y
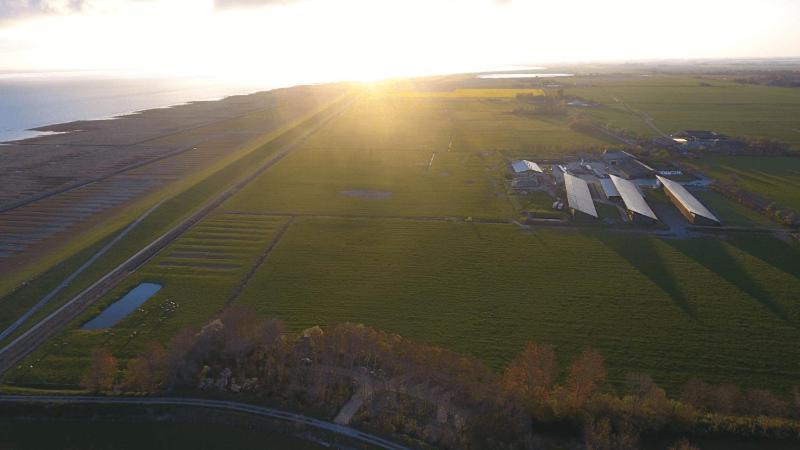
657,175 -> 721,226
671,130 -> 741,151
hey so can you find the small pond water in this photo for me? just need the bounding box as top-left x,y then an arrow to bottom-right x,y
82,282 -> 162,330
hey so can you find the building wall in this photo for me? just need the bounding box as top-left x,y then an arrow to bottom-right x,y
663,186 -> 719,226
663,188 -> 696,223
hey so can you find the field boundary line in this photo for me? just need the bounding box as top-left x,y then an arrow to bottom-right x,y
0,144 -> 197,214
225,216 -> 295,307
222,210 -> 512,224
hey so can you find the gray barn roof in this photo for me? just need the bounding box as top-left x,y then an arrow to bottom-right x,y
610,175 -> 658,220
564,173 -> 598,218
599,178 -> 619,198
512,160 -> 543,173
657,175 -> 720,224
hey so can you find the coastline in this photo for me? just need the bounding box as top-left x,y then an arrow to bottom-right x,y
0,75 -> 282,144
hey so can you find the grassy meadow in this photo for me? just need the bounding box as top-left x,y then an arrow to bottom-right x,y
6,81 -> 800,398
560,75 -> 800,147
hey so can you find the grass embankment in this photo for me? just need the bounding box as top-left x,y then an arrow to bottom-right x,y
0,90 -> 352,347
0,88 -> 341,298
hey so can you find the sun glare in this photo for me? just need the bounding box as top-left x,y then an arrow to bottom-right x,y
1,0 -> 798,83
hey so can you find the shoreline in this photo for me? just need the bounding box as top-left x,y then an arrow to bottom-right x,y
0,77 -> 286,145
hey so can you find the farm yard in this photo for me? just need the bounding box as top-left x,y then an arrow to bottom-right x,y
6,83 -> 800,397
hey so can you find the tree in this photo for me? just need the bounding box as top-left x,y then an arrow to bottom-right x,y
80,348 -> 117,392
680,378 -> 713,411
125,342 -> 168,392
566,348 -> 606,409
743,389 -> 787,417
501,343 -> 556,415
668,438 -> 700,450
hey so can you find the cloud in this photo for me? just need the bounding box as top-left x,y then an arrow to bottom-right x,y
214,0 -> 298,10
0,0 -> 88,21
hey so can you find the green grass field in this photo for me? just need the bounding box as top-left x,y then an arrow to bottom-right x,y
694,190 -> 775,227
0,420 -> 324,450
6,81 -> 800,397
690,156 -> 800,211
229,218 -> 800,391
562,75 -> 800,147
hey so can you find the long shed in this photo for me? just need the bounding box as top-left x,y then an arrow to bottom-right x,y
564,173 -> 598,219
657,175 -> 720,226
610,175 -> 658,223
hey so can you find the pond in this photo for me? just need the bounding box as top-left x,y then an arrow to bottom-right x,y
82,282 -> 162,330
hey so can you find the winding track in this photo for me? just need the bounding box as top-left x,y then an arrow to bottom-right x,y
0,96 -> 354,375
0,394 -> 410,450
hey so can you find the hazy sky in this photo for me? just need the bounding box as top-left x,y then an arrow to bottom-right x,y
1,0 -> 799,81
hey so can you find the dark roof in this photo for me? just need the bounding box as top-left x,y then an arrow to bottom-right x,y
677,130 -> 721,140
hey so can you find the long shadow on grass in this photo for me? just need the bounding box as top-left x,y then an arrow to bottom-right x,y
726,235 -> 800,281
598,234 -> 695,318
664,238 -> 794,326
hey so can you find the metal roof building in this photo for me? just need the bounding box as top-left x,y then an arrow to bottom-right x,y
512,160 -> 543,174
657,175 -> 720,226
610,175 -> 658,223
599,177 -> 620,199
564,173 -> 598,218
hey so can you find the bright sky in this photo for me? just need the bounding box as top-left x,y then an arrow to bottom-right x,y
1,0 -> 799,82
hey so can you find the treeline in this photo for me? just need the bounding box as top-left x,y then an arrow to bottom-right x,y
514,91 -> 568,116
734,71 -> 800,88
82,308 -> 800,449
737,137 -> 796,156
711,181 -> 799,228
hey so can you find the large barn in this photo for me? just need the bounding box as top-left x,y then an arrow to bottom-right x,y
564,173 -> 598,219
610,175 -> 658,224
657,175 -> 721,226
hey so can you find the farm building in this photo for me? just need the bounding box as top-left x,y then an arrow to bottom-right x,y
610,175 -> 658,224
564,173 -> 598,219
672,130 -> 740,151
599,177 -> 620,200
657,175 -> 720,226
616,158 -> 655,180
602,151 -> 655,180
511,160 -> 543,174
